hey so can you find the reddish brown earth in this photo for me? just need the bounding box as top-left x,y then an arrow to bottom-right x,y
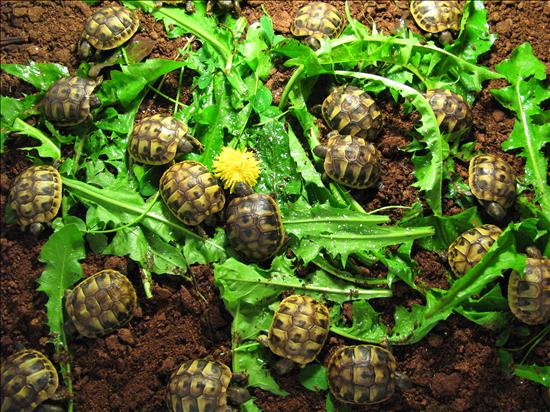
1,1 -> 549,411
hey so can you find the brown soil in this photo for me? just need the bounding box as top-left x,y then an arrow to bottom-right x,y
1,1 -> 549,412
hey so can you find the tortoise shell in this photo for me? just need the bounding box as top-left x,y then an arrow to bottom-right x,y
8,165 -> 62,230
81,5 -> 139,51
42,76 -> 101,126
166,359 -> 231,412
322,85 -> 383,140
317,133 -> 381,189
65,270 -> 138,338
160,161 -> 225,226
508,254 -> 550,325
265,295 -> 330,365
410,0 -> 462,33
425,88 -> 472,133
225,192 -> 285,262
1,349 -> 59,412
328,345 -> 397,405
291,2 -> 345,40
468,154 -> 515,219
448,224 -> 502,277
128,115 -> 200,165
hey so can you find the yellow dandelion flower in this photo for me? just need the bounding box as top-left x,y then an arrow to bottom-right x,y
212,147 -> 260,193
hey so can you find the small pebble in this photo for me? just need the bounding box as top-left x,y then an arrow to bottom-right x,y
492,110 -> 505,122
428,334 -> 444,348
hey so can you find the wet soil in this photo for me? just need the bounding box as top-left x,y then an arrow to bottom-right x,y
1,1 -> 549,411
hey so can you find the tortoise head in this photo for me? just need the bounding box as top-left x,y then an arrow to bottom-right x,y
77,39 -> 92,61
525,246 -> 542,259
395,371 -> 412,391
304,35 -> 321,50
234,182 -> 254,197
313,144 -> 327,159
486,201 -> 506,221
438,30 -> 454,45
29,222 -> 45,235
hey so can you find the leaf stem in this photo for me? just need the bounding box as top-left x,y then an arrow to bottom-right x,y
312,256 -> 388,286
227,276 -> 392,298
284,216 -> 388,224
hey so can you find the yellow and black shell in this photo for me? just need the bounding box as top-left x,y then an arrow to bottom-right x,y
291,2 -> 345,41
1,349 -> 59,412
81,5 -> 139,51
508,254 -> 550,325
160,161 -> 225,226
225,192 -> 285,262
128,115 -> 196,165
447,224 -> 502,277
166,359 -> 232,412
468,154 -> 515,220
322,85 -> 383,140
410,0 -> 462,33
8,165 -> 62,230
42,76 -> 101,126
317,133 -> 381,189
425,88 -> 472,133
264,295 -> 330,365
328,344 -> 397,405
64,270 -> 138,338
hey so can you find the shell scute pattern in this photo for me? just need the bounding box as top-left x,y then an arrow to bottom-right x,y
448,224 -> 502,276
324,134 -> 380,189
43,76 -> 100,126
410,0 -> 461,33
82,5 -> 139,50
266,295 -> 330,365
65,270 -> 137,338
129,115 -> 189,165
225,193 -> 284,262
508,256 -> 550,325
425,89 -> 471,133
160,161 -> 225,226
322,85 -> 383,139
166,359 -> 231,412
328,345 -> 397,405
1,349 -> 59,412
9,165 -> 62,229
469,154 -> 515,210
291,2 -> 344,39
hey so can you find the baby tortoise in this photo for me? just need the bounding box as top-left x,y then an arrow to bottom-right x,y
327,344 -> 410,405
64,270 -> 138,338
8,165 -> 62,234
42,76 -> 102,126
410,0 -> 462,44
160,161 -> 225,226
157,0 -> 196,12
425,88 -> 472,134
166,359 -> 250,412
469,154 -> 515,221
1,349 -> 59,412
314,132 -> 381,189
322,85 -> 383,140
508,247 -> 550,325
291,2 -> 345,49
259,295 -> 330,374
447,224 -> 502,277
78,5 -> 139,60
128,115 -> 204,165
207,0 -> 242,16
225,182 -> 285,262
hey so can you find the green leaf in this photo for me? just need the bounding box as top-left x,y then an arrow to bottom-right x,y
492,43 -> 550,228
513,364 -> 550,387
11,118 -> 61,159
1,61 -> 68,90
37,224 -> 85,345
299,363 -> 328,391
284,199 -> 433,263
446,0 -> 497,63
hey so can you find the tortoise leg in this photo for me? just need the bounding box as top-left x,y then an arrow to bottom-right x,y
232,0 -> 242,15
206,0 -> 214,15
185,133 -> 205,152
227,386 -> 251,405
313,145 -> 327,158
185,0 -> 196,12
